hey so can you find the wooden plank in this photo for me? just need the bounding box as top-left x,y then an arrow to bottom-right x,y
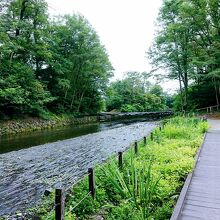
170,134 -> 206,220
185,199 -> 220,209
170,173 -> 193,220
186,195 -> 220,205
179,214 -> 201,220
186,192 -> 220,201
173,125 -> 220,220
182,204 -> 220,218
188,189 -> 220,197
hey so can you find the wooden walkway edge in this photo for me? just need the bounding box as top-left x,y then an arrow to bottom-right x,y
171,134 -> 206,220
171,120 -> 220,220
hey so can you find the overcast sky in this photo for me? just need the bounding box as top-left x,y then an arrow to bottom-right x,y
46,0 -> 178,93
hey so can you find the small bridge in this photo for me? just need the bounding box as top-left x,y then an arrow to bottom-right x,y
171,119 -> 220,220
99,111 -> 173,122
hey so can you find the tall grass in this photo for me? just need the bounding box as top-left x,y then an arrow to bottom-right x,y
102,152 -> 160,219
162,117 -> 208,139
36,116 -> 208,220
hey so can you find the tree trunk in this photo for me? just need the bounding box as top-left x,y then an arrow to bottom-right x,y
77,91 -> 85,113
178,73 -> 184,112
183,80 -> 188,109
16,0 -> 28,36
64,89 -> 68,99
182,30 -> 189,110
70,91 -> 76,110
213,77 -> 219,106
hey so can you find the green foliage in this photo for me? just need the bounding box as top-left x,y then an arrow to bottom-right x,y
102,157 -> 160,219
173,81 -> 218,111
150,0 -> 220,111
36,117 -> 207,219
0,0 -> 113,118
120,104 -> 140,112
106,72 -> 169,112
47,15 -> 113,115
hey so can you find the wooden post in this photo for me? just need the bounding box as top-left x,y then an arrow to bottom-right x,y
183,110 -> 185,117
144,136 -> 147,145
151,132 -> 153,141
55,188 -> 65,220
134,141 -> 138,154
88,168 -> 96,199
118,151 -> 123,169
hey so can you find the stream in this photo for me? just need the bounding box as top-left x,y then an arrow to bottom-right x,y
0,118 -> 152,154
0,120 -> 157,216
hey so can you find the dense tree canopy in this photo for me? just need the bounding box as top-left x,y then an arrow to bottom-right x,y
0,0 -> 178,119
0,0 -> 113,118
149,0 -> 220,111
106,72 -> 169,112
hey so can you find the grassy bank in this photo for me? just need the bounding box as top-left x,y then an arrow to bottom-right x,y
31,117 -> 208,220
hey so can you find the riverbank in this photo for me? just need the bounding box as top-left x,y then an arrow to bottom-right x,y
32,117 -> 208,220
0,115 -> 98,136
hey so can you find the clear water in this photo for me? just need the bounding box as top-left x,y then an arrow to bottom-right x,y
0,118 -> 149,154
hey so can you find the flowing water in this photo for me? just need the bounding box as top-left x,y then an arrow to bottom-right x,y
0,120 -> 157,216
0,119 -> 151,154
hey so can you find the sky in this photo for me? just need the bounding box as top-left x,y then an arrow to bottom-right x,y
46,0 -> 178,93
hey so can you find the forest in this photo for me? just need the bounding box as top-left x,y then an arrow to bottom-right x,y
0,0 -> 114,119
106,72 -> 171,112
0,0 -> 169,120
1,0 -> 220,120
149,0 -> 220,111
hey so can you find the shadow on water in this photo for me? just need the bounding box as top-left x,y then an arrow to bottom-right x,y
0,117 -> 153,154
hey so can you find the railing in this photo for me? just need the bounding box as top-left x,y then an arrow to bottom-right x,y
196,105 -> 220,114
180,105 -> 220,116
44,127 -> 158,220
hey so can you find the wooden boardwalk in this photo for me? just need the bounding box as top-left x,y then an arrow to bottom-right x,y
171,119 -> 220,220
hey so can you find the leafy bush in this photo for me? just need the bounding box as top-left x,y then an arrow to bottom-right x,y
106,72 -> 168,112
37,117 -> 207,220
120,104 -> 138,112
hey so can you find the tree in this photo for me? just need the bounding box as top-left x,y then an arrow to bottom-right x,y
106,72 -> 168,112
0,0 -> 54,117
46,14 -> 113,114
150,0 -> 220,111
0,0 -> 113,118
149,0 -> 193,111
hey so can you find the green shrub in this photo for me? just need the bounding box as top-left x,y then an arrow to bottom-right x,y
37,117 -> 207,220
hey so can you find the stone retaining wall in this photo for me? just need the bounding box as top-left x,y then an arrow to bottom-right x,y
0,116 -> 98,136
